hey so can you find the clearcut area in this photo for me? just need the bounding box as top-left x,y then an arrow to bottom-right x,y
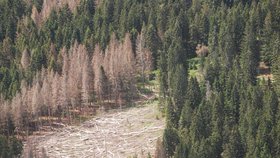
23,101 -> 164,158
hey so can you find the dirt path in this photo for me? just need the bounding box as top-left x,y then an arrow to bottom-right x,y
23,101 -> 164,158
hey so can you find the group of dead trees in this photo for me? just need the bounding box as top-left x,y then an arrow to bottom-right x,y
0,32 -> 153,135
31,0 -> 80,26
93,33 -> 153,104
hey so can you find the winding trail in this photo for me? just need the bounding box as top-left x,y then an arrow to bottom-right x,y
23,101 -> 164,158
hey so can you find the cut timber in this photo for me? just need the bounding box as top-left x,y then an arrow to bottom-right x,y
23,101 -> 164,158
257,62 -> 274,81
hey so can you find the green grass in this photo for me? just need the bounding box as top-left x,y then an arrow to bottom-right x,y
189,69 -> 199,78
188,57 -> 201,78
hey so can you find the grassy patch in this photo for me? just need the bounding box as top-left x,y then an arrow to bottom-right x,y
188,57 -> 201,78
189,69 -> 199,78
188,57 -> 201,68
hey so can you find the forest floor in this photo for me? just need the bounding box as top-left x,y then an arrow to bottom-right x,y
22,98 -> 165,158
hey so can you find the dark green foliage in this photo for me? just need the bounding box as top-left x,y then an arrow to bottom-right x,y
165,99 -> 178,129
261,11 -> 273,64
0,0 -> 27,42
179,101 -> 193,130
0,0 -> 279,157
240,20 -> 259,85
222,126 -> 245,158
272,43 -> 280,94
145,22 -> 161,68
0,136 -> 23,158
172,65 -> 187,115
0,37 -> 15,67
174,142 -> 188,158
186,77 -> 201,109
189,100 -> 212,142
159,49 -> 168,98
0,111 -> 22,157
218,20 -> 237,69
158,1 -> 280,157
163,126 -> 179,157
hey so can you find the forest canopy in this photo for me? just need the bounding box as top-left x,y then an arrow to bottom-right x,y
0,0 -> 280,157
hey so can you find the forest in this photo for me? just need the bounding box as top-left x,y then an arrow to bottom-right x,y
0,0 -> 280,157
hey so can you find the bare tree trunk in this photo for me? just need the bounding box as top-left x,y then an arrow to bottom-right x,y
48,107 -> 51,126
67,105 -> 71,124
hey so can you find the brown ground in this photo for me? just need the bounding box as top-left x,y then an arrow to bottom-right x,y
257,62 -> 274,81
22,100 -> 164,158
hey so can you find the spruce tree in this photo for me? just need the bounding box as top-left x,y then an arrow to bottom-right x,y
222,126 -> 245,158
261,11 -> 273,64
172,64 -> 187,116
240,20 -> 259,85
159,49 -> 168,98
186,77 -> 201,109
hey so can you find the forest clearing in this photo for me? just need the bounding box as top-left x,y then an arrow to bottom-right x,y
22,100 -> 164,158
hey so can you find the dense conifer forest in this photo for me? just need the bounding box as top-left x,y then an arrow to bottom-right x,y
0,0 -> 280,157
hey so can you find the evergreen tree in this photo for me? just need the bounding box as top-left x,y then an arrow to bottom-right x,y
174,142 -> 188,158
272,37 -> 280,94
0,37 -> 15,67
0,1 -> 279,157
179,100 -> 193,130
172,64 -> 187,117
240,20 -> 259,85
210,93 -> 224,157
159,49 -> 168,98
164,99 -> 180,157
218,21 -> 236,69
163,126 -> 179,157
261,11 -> 273,64
186,77 -> 201,109
222,126 -> 245,158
